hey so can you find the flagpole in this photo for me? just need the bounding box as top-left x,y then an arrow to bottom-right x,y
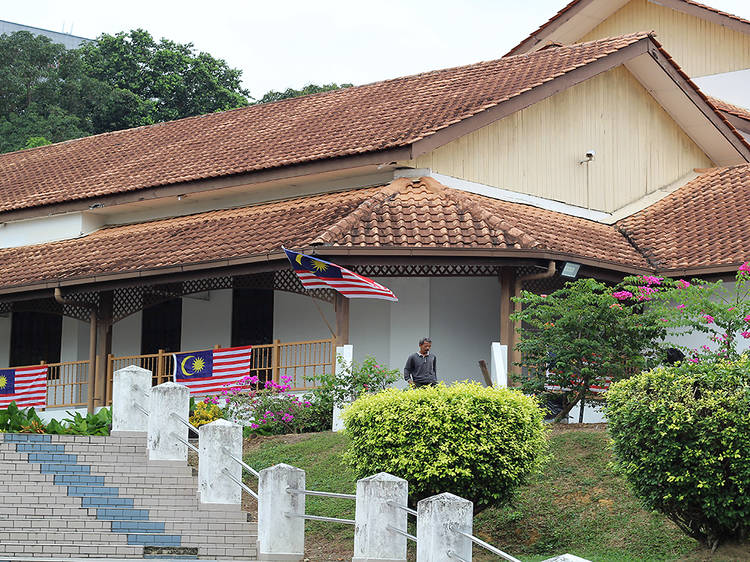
308,294 -> 337,339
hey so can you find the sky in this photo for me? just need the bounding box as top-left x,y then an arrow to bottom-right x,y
2,0 -> 750,99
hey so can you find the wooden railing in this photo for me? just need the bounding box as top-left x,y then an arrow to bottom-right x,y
45,360 -> 90,409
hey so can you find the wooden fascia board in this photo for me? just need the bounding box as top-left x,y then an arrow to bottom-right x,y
723,112 -> 750,134
655,0 -> 750,35
0,147 -> 412,223
410,38 -> 650,159
505,0 -> 596,56
644,43 -> 750,161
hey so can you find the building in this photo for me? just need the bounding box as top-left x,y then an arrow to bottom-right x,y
0,20 -> 91,49
0,0 -> 749,416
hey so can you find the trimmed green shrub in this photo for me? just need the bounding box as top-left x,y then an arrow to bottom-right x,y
606,357 -> 750,548
342,382 -> 548,510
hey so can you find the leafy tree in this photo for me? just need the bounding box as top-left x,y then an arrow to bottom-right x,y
256,82 -> 353,104
512,277 -> 667,423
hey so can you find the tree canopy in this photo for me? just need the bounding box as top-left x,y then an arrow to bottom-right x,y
0,29 -> 354,154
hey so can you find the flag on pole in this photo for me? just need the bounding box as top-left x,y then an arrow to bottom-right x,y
173,346 -> 252,396
0,365 -> 48,409
283,247 -> 398,302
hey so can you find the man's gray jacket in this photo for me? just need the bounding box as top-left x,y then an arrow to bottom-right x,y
404,353 -> 437,385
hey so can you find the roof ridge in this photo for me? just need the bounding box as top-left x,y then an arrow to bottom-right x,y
310,178 -> 411,246
419,177 -> 543,249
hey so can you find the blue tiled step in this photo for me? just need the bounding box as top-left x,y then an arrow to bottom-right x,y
82,496 -> 134,507
97,507 -> 150,520
127,533 -> 181,546
68,485 -> 119,496
40,463 -> 91,474
15,443 -> 66,453
113,520 -> 166,533
54,474 -> 105,486
3,433 -> 51,442
27,452 -> 78,463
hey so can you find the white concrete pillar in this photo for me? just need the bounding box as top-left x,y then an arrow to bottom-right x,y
111,365 -> 151,435
332,344 -> 353,432
258,463 -> 305,561
416,493 -> 473,562
147,382 -> 189,463
490,342 -> 508,387
199,419 -> 243,505
352,472 -> 408,562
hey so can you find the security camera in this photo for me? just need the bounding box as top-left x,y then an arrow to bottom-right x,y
585,150 -> 595,159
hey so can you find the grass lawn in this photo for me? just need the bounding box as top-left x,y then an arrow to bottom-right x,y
240,426 -> 749,561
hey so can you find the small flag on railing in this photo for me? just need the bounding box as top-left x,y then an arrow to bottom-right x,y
283,247 -> 398,302
0,365 -> 48,409
173,346 -> 253,396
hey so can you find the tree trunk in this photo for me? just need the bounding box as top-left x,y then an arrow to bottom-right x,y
552,389 -> 584,423
578,394 -> 585,423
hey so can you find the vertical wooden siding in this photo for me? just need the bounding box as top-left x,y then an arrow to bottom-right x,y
405,66 -> 713,213
580,0 -> 750,77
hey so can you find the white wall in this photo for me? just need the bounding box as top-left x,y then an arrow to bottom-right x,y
273,291 -> 335,342
112,311 -> 141,357
60,316 -> 90,362
181,290 -> 232,350
0,314 -> 10,368
350,291 -> 391,368
387,277 -> 430,387
694,70 -> 750,109
430,277 -> 500,384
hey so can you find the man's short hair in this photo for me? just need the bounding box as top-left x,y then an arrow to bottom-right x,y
419,337 -> 432,345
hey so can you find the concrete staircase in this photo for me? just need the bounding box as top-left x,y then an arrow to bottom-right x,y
0,432 -> 257,559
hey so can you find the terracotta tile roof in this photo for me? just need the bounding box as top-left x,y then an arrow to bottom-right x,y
0,178 -> 650,292
708,96 -> 750,122
617,164 -> 750,272
505,0 -> 750,56
0,33 -> 652,215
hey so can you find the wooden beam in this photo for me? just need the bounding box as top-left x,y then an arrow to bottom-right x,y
335,293 -> 350,347
94,291 -> 113,407
499,269 -> 515,351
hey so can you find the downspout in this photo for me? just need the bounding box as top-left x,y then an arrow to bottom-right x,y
54,288 -> 97,414
511,261 -> 556,377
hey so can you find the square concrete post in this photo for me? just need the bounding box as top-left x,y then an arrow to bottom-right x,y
147,382 -> 190,463
332,344 -> 353,432
353,472 -> 408,562
258,463 -> 305,561
416,493 -> 473,562
490,343 -> 508,388
111,365 -> 151,435
199,419 -> 243,505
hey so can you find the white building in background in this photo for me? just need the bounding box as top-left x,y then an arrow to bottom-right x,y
0,19 -> 91,49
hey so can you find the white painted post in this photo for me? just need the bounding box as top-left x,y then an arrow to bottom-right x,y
111,365 -> 151,435
352,472 -> 408,562
257,463 -> 305,562
332,344 -> 354,432
147,382 -> 189,463
199,419 -> 243,505
416,493 -> 473,562
490,342 -> 508,388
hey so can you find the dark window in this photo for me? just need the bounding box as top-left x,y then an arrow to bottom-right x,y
10,311 -> 62,366
232,289 -> 273,347
141,298 -> 182,354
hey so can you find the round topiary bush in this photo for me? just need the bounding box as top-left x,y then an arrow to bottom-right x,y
606,357 -> 750,549
342,381 -> 548,510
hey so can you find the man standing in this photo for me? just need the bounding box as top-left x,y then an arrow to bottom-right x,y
404,337 -> 437,387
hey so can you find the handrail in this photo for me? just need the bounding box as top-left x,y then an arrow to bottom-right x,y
222,467 -> 259,500
387,524 -> 417,542
287,487 -> 356,500
386,499 -> 417,516
222,446 -> 260,477
448,523 -> 522,562
170,412 -> 199,433
170,432 -> 199,454
286,512 -> 355,525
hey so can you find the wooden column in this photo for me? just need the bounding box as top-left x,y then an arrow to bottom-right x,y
335,293 -> 350,347
499,268 -> 517,380
94,291 -> 113,407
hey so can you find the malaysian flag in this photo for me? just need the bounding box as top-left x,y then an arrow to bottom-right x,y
173,346 -> 252,396
283,248 -> 398,302
0,365 -> 48,409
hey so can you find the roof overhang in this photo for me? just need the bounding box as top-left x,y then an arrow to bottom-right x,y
506,0 -> 750,57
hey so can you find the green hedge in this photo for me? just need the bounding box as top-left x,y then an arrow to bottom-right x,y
342,382 -> 548,510
606,358 -> 750,548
